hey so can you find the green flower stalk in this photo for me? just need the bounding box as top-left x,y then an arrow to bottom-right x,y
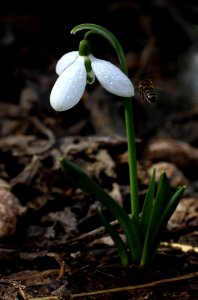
50,23 -> 186,266
50,23 -> 138,219
72,24 -> 139,219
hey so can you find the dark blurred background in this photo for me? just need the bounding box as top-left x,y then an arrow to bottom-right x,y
0,0 -> 198,141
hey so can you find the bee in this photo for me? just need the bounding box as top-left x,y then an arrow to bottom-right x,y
138,74 -> 157,104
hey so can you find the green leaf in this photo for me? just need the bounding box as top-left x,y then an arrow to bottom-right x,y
140,172 -> 176,265
140,177 -> 185,266
145,172 -> 173,240
153,172 -> 173,218
60,158 -> 142,263
148,186 -> 185,259
140,169 -> 156,240
99,208 -> 129,265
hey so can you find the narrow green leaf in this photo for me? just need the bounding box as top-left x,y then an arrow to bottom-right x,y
154,172 -> 172,216
146,172 -> 172,238
99,208 -> 129,265
140,169 -> 156,240
141,186 -> 185,265
140,173 -> 175,265
149,186 -> 185,257
60,158 -> 142,263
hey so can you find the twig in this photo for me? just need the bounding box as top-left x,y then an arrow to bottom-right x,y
71,271 -> 198,298
66,220 -> 117,245
161,242 -> 198,253
26,271 -> 198,299
29,296 -> 60,300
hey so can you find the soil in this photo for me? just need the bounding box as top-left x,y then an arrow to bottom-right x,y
0,1 -> 198,299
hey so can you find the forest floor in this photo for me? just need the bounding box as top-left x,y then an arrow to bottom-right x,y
0,93 -> 197,299
0,1 -> 198,299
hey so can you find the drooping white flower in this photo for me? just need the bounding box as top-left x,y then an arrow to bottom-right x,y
50,41 -> 134,111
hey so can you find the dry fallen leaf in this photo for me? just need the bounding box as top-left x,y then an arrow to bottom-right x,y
146,139 -> 198,170
0,179 -> 25,238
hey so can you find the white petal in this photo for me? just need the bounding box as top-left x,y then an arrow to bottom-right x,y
50,57 -> 86,111
56,51 -> 78,75
90,55 -> 134,97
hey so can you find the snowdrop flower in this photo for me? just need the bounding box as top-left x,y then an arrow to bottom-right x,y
50,39 -> 134,111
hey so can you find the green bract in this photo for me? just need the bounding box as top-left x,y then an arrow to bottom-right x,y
79,39 -> 91,56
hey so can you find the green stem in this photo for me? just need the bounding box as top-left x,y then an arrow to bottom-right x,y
71,23 -> 139,218
124,97 -> 139,218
